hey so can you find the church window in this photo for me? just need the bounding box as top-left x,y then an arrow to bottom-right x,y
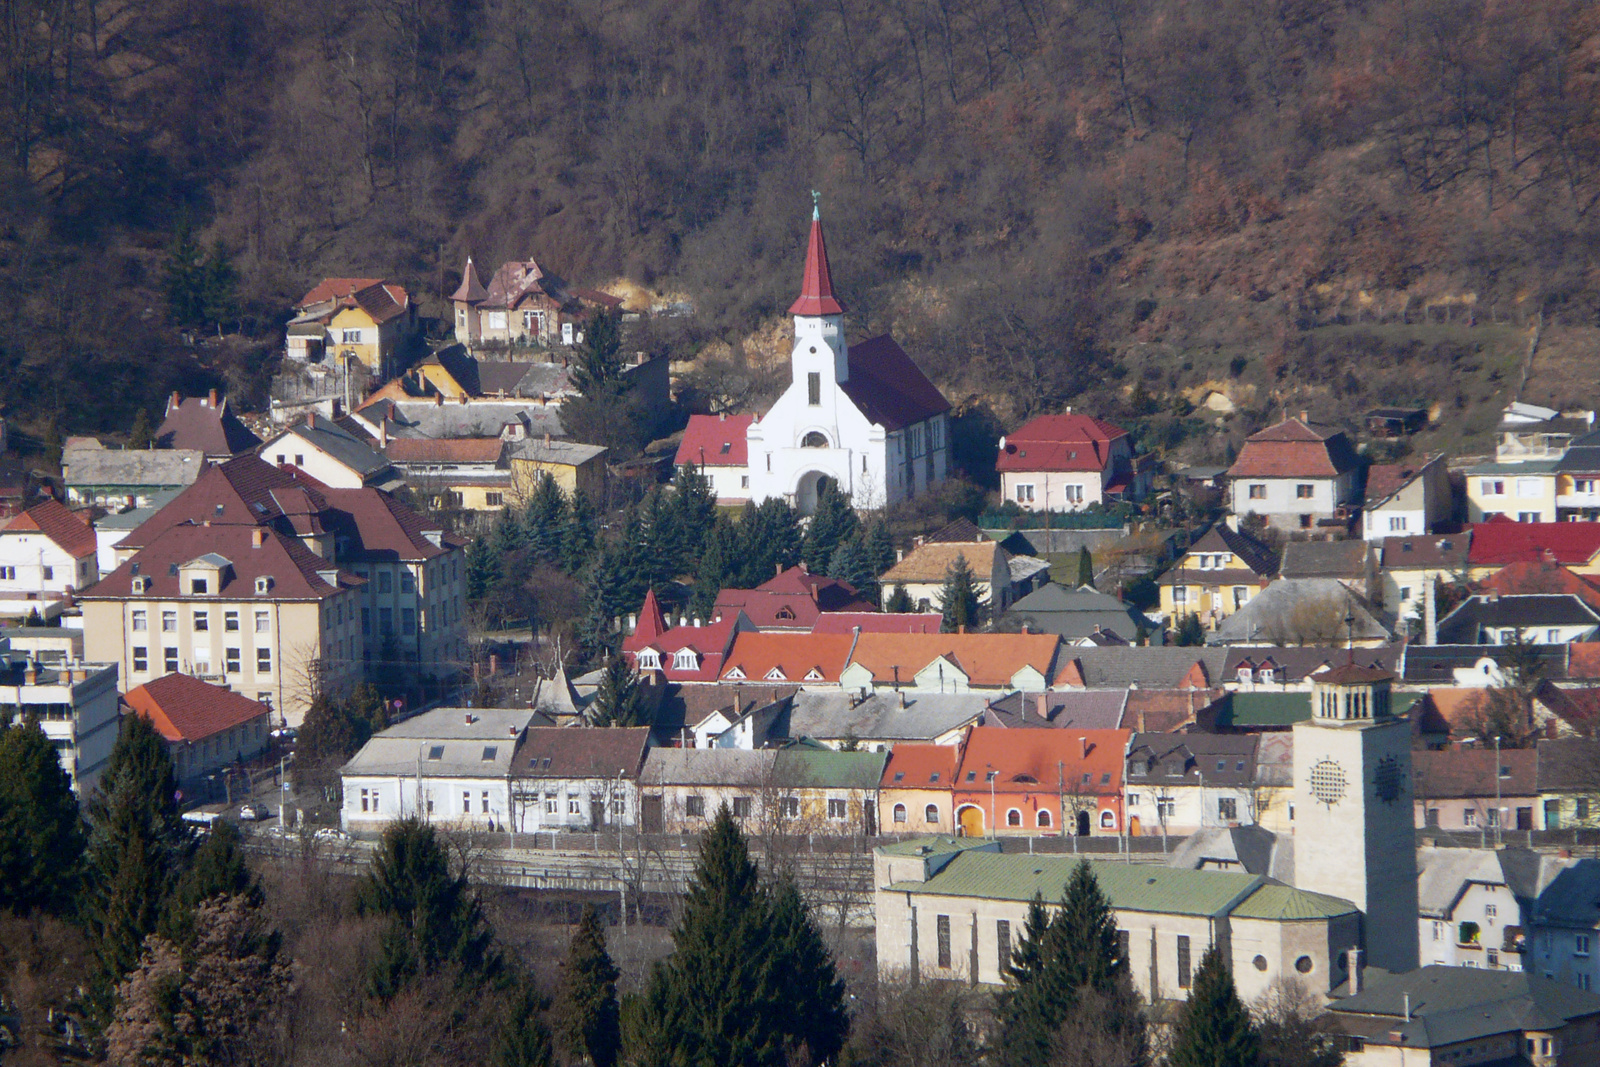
802,431 -> 828,448
808,373 -> 821,406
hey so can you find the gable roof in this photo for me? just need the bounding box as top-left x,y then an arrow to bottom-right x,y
1223,646 -> 1402,682
789,214 -> 845,316
1209,579 -> 1391,645
511,726 -> 651,780
718,631 -> 855,683
384,437 -> 506,465
1057,647 -> 1231,688
789,690 -> 988,742
848,632 -> 1062,688
156,393 -> 261,456
881,541 -> 1004,585
772,746 -> 887,790
839,335 -> 951,432
1183,524 -> 1278,577
343,707 -> 535,779
996,413 -> 1129,473
1329,967 -> 1600,1048
1413,747 -> 1538,799
881,744 -> 960,789
1480,561 -> 1600,609
294,278 -> 411,324
981,689 -> 1131,729
676,413 -> 754,468
1436,594 -> 1600,643
124,674 -> 272,743
812,611 -> 943,634
62,441 -> 205,490
747,566 -> 874,612
1226,417 -> 1358,479
1126,732 -> 1260,786
1365,454 -> 1442,508
265,417 -> 393,479
82,522 -> 359,601
1380,534 -> 1470,570
1278,539 -> 1371,580
2,500 -> 98,559
954,725 -> 1128,793
1469,521 -> 1600,567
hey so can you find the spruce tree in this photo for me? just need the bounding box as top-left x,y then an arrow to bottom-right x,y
827,534 -> 880,605
587,656 -> 648,728
83,713 -> 187,1020
936,553 -> 983,632
999,895 -> 1061,1067
468,535 -> 500,603
865,522 -> 896,577
767,878 -> 849,1064
802,478 -> 860,573
671,465 -> 718,561
1056,860 -> 1122,994
524,472 -> 568,568
1175,613 -> 1206,647
556,905 -> 621,1067
689,511 -> 739,619
562,488 -> 598,573
738,498 -> 803,586
572,309 -> 626,397
356,817 -> 498,998
497,985 -> 558,1067
127,408 -> 153,450
164,216 -> 205,327
1075,546 -> 1096,588
200,238 -> 239,335
1169,947 -> 1261,1067
0,714 -> 85,916
159,820 -> 259,946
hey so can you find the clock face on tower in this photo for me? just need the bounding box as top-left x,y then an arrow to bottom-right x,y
1309,758 -> 1347,806
1374,756 -> 1404,803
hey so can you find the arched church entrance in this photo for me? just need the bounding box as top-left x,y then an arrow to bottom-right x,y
795,470 -> 835,516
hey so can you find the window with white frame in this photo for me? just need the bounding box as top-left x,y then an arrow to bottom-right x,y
1015,484 -> 1035,503
1517,478 -> 1543,498
1482,479 -> 1505,496
1248,484 -> 1266,499
1577,934 -> 1591,957
341,329 -> 361,344
636,650 -> 660,670
1389,516 -> 1407,531
673,649 -> 699,671
1064,484 -> 1084,503
827,798 -> 848,820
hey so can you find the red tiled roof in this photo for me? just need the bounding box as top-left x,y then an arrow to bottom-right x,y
631,588 -> 668,645
124,673 -> 273,744
296,278 -> 411,324
718,632 -> 856,684
3,499 -> 98,559
624,611 -> 739,683
714,589 -> 822,629
1226,418 -> 1358,479
1468,522 -> 1600,567
1413,747 -> 1538,798
1364,455 -> 1441,507
483,259 -> 565,310
954,726 -> 1128,794
573,287 -> 624,309
839,336 -> 951,432
676,414 -> 754,468
311,481 -> 464,561
788,216 -> 845,317
1479,561 -> 1600,610
848,632 -> 1061,688
812,612 -> 943,634
996,414 -> 1128,473
1569,643 -> 1600,680
880,743 -> 958,788
384,438 -> 505,464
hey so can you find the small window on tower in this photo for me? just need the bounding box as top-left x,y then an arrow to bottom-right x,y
807,372 -> 821,406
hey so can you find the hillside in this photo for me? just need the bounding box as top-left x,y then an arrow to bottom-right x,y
5,0 -> 1600,464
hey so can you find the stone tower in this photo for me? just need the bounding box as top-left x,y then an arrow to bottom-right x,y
1292,664 -> 1420,974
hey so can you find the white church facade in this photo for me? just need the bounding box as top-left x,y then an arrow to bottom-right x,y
738,206 -> 952,513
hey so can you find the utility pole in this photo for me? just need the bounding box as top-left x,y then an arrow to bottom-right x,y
1494,734 -> 1503,848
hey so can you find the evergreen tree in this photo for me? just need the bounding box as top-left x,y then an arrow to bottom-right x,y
523,472 -> 568,568
127,408 -> 153,450
1175,613 -> 1206,647
562,488 -> 598,573
827,533 -> 880,605
689,512 -> 739,620
767,878 -> 849,1064
0,714 -> 86,916
1169,947 -> 1261,1067
587,656 -> 648,728
998,895 -> 1061,1067
672,465 -> 718,559
493,508 -> 528,560
884,584 -> 913,613
497,985 -> 558,1067
556,905 -> 621,1067
159,820 -> 259,946
738,498 -> 803,587
82,714 -> 188,1022
1075,546 -> 1096,588
1056,860 -> 1122,994
200,238 -> 239,335
936,553 -> 983,632
572,309 -> 626,397
356,818 -> 498,998
865,522 -> 896,578
468,535 -> 500,604
164,216 -> 205,328
801,478 -> 860,573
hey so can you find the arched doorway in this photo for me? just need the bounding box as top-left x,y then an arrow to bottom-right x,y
1075,810 -> 1091,837
795,471 -> 833,516
957,805 -> 984,837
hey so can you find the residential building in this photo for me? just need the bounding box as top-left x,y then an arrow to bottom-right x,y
260,413 -> 401,491
1533,739 -> 1600,832
1221,646 -> 1405,692
744,207 -> 952,513
154,390 -> 261,459
714,566 -> 876,630
840,632 -> 1065,694
285,277 -> 418,379
675,689 -> 795,750
875,842 -> 1360,1004
951,726 -> 1128,837
1464,403 -> 1593,524
637,746 -> 886,836
1414,748 -> 1540,832
506,726 -> 652,832
677,413 -> 755,503
507,437 -> 607,499
995,412 -> 1149,511
1555,429 -> 1600,520
1436,595 -> 1600,646
880,745 -> 960,834
0,637 -> 119,794
1003,583 -> 1157,644
1414,845 -> 1572,971
1051,646 -> 1229,690
384,437 -> 512,511
340,706 -> 539,832
1362,452 -> 1451,540
624,589 -> 747,683
1209,578 -> 1392,647
62,438 -> 203,508
1278,539 -> 1377,600
122,673 -> 272,788
1123,733 -> 1261,837
717,631 -> 856,687
1379,533 -> 1471,636
1528,862 -> 1600,993
354,394 -> 566,443
451,256 -> 575,348
1225,415 -> 1361,530
788,690 -> 989,749
0,500 -> 99,620
1468,522 -> 1600,579
879,537 -> 1049,614
1157,523 -> 1277,627
1326,966 -> 1600,1065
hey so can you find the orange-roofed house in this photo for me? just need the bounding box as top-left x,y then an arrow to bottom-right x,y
123,673 -> 273,785
718,631 -> 856,686
383,436 -> 513,512
1226,414 -> 1360,531
0,500 -> 100,620
952,727 -> 1129,837
676,413 -> 755,503
879,538 -> 1049,614
286,277 -> 418,379
881,744 -> 960,835
839,632 -> 1063,693
996,412 -> 1149,511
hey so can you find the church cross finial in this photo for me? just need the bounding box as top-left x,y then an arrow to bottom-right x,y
811,189 -> 820,221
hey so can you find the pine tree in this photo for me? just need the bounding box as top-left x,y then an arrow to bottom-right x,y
801,477 -> 860,573
556,905 -> 621,1067
1056,860 -> 1122,994
468,535 -> 500,603
587,656 -> 648,727
83,713 -> 187,1021
356,817 -> 499,998
496,985 -> 558,1067
767,878 -> 849,1065
865,522 -> 896,578
572,309 -> 626,397
0,714 -> 85,916
164,216 -> 205,328
200,238 -> 239,335
998,895 -> 1061,1067
127,408 -> 154,450
936,552 -> 983,632
1169,946 -> 1261,1067
1075,546 -> 1095,588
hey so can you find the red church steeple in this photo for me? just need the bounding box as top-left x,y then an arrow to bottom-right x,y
788,196 -> 845,317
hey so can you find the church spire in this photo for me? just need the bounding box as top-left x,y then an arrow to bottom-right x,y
788,195 -> 845,317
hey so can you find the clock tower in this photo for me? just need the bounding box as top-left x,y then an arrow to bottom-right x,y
1292,664 -> 1420,974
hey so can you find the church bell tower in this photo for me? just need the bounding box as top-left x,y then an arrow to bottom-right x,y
789,194 -> 849,389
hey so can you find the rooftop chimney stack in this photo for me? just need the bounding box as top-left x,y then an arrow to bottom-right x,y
207,388 -> 218,408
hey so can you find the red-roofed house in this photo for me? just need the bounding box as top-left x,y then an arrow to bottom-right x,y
713,565 -> 876,629
623,589 -> 748,683
880,744 -> 960,834
285,277 -> 417,378
1361,452 -> 1449,541
953,727 -> 1129,837
717,631 -> 857,685
811,611 -> 943,635
1479,560 -> 1600,610
0,500 -> 100,620
123,673 -> 273,783
1226,415 -> 1360,530
676,413 -> 755,503
1467,521 -> 1600,578
745,206 -> 951,513
996,412 -> 1148,511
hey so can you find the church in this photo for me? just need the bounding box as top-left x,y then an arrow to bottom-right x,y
741,203 -> 952,513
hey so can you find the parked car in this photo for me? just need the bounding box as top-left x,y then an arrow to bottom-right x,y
238,804 -> 264,821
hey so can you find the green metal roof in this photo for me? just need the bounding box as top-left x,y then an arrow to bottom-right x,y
1221,693 -> 1311,727
1232,883 -> 1358,921
1462,460 -> 1560,475
888,853 -> 1264,918
774,748 -> 889,790
876,836 -> 994,858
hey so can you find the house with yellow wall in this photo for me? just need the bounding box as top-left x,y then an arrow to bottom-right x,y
508,438 -> 607,499
285,278 -> 418,380
1158,522 -> 1278,627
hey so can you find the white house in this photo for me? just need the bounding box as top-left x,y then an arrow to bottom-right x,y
1361,452 -> 1451,541
675,413 -> 755,504
0,636 -> 120,795
259,413 -> 401,491
996,412 -> 1149,511
0,501 -> 100,621
744,206 -> 952,514
505,726 -> 651,832
1226,415 -> 1361,531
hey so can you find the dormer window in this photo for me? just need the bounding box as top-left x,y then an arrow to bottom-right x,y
1260,668 -> 1274,684
804,667 -> 825,681
190,578 -> 208,595
673,649 -> 700,671
764,667 -> 787,681
636,650 -> 661,671
776,606 -> 796,621
1237,667 -> 1252,683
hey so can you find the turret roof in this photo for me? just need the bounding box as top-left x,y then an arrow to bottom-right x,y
451,256 -> 488,303
788,214 -> 845,317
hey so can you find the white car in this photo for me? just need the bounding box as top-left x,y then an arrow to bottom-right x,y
238,804 -> 264,821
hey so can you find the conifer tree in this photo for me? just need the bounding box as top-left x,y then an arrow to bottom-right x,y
737,498 -> 803,586
1169,946 -> 1261,1067
587,656 -> 649,727
468,535 -> 500,603
0,714 -> 85,916
1175,613 -> 1206,647
556,905 -> 621,1067
672,465 -> 718,560
865,522 -> 896,578
497,985 -> 558,1067
83,713 -> 187,1021
884,584 -> 913,613
689,511 -> 739,619
158,820 -> 259,946
1056,860 -> 1122,994
999,895 -> 1061,1067
562,488 -> 598,573
802,478 -> 860,573
1075,546 -> 1095,588
164,216 -> 205,327
356,818 -> 498,998
127,408 -> 153,450
572,309 -> 626,397
767,878 -> 849,1065
200,238 -> 239,335
827,534 -> 879,605
524,472 -> 568,568
936,553 -> 983,632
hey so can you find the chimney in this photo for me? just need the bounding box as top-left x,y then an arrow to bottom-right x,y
896,548 -> 904,562
508,725 -> 519,738
897,689 -> 906,710
23,660 -> 37,685
1036,692 -> 1047,719
1080,736 -> 1090,758
1424,577 -> 1438,645
776,562 -> 783,577
435,392 -> 444,406
464,712 -> 475,725
379,421 -> 388,449
207,388 -> 218,408
544,432 -> 552,446
719,412 -> 726,421
306,410 -> 315,429
1298,410 -> 1309,422
489,653 -> 499,675
170,391 -> 181,412
252,528 -> 266,548
1347,948 -> 1363,993
958,624 -> 966,634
